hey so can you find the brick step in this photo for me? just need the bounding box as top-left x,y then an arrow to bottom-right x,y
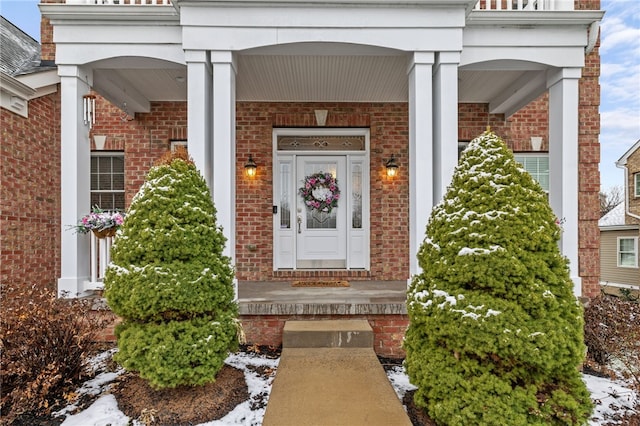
282,319 -> 373,348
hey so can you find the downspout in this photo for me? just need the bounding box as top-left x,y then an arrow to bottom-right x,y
585,20 -> 600,55
615,160 -> 640,220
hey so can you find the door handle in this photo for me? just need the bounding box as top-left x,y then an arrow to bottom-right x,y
297,215 -> 302,234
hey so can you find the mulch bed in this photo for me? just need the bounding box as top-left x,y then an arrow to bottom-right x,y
378,356 -> 437,426
111,365 -> 248,425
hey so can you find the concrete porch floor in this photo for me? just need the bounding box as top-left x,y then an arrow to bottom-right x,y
237,280 -> 408,315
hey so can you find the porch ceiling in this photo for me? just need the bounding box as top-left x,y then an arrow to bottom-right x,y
92,54 -> 545,115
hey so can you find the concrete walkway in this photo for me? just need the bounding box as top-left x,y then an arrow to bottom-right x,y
262,320 -> 412,426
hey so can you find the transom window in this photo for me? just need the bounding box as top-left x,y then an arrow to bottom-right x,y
91,152 -> 125,211
618,237 -> 638,268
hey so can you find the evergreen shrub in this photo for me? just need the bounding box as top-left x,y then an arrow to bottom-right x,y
404,131 -> 592,425
104,149 -> 238,389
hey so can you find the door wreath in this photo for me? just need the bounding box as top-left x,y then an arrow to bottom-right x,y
299,172 -> 341,213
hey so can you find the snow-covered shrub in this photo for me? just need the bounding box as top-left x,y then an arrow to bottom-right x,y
104,149 -> 238,389
404,131 -> 592,425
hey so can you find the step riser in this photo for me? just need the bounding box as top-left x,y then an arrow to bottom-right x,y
283,320 -> 374,349
283,330 -> 373,348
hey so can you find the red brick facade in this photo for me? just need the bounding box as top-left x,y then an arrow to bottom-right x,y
1,91 -> 61,292
0,0 -> 601,355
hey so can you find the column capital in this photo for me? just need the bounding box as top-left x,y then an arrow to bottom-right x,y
546,67 -> 582,88
57,65 -> 93,87
407,51 -> 435,74
184,50 -> 211,64
436,51 -> 461,65
211,51 -> 238,74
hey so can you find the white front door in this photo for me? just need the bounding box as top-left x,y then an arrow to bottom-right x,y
273,128 -> 370,271
295,156 -> 347,268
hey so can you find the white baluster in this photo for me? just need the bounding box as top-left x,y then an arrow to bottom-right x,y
90,232 -> 98,284
99,237 -> 108,279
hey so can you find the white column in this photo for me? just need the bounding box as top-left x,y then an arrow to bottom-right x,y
432,51 -> 460,202
408,52 -> 434,278
57,66 -> 92,297
547,67 -> 582,296
185,50 -> 213,187
211,51 -> 237,261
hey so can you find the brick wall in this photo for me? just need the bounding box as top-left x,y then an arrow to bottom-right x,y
458,96 -> 549,152
577,0 -> 602,298
89,95 -> 187,207
1,91 -> 61,292
236,102 -> 410,282
39,0 -> 60,62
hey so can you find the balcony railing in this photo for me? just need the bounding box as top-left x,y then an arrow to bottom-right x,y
65,0 -> 571,10
66,0 -> 171,5
474,0 -> 573,10
84,232 -> 114,292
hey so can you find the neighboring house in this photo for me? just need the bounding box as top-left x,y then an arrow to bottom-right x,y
599,140 -> 640,293
1,0 -> 605,354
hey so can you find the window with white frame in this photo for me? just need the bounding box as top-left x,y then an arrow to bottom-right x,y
91,152 -> 125,211
514,154 -> 549,192
618,237 -> 638,268
635,173 -> 640,197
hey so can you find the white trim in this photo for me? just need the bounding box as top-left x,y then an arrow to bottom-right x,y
600,225 -> 639,232
0,73 -> 35,118
272,128 -> 370,271
617,236 -> 639,269
635,172 -> 640,198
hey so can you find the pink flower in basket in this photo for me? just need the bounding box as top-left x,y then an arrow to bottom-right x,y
69,206 -> 125,236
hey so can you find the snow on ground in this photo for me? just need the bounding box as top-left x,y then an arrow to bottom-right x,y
58,350 -> 279,426
583,373 -> 638,425
56,349 -> 637,426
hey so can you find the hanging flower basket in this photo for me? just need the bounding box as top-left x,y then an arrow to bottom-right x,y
92,227 -> 118,239
299,172 -> 341,213
68,206 -> 125,238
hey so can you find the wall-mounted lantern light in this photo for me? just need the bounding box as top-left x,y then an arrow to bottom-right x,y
244,154 -> 257,177
83,94 -> 96,129
385,154 -> 399,178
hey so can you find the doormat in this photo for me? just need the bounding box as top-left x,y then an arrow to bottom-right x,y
292,280 -> 350,288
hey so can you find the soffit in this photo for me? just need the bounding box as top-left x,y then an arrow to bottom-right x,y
90,54 -> 539,111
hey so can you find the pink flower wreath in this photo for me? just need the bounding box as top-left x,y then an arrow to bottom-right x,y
299,172 -> 341,213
